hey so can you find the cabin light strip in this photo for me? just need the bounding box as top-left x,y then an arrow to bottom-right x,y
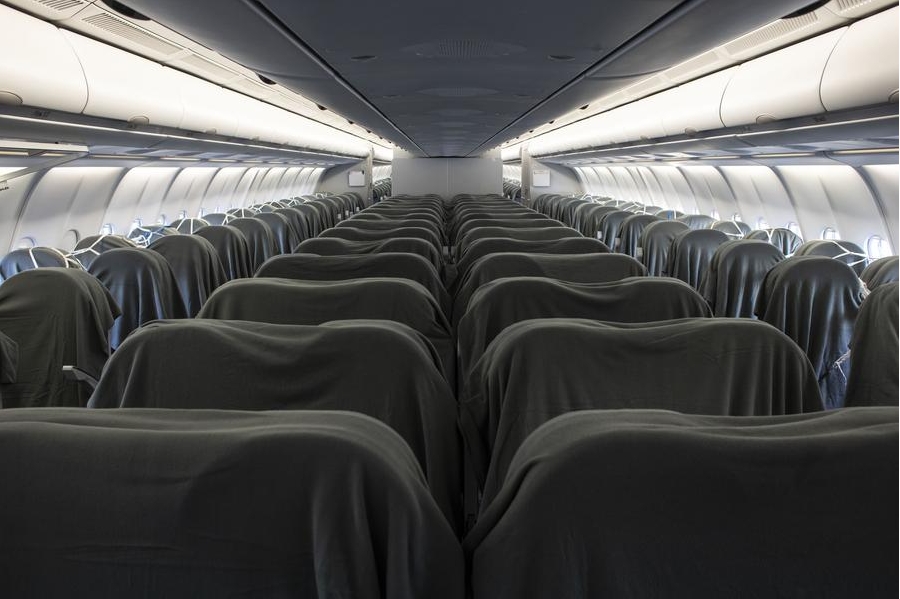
832,147 -> 898,155
753,152 -> 817,158
0,114 -> 362,160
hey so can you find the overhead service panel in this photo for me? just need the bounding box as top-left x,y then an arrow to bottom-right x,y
719,28 -> 845,126
820,6 -> 900,111
0,4 -> 88,113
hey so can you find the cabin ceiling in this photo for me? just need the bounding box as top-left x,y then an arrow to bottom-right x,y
118,0 -> 820,157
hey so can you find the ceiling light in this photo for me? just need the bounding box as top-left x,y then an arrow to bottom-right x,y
832,147 -> 898,155
0,150 -> 29,157
700,155 -> 741,160
160,157 -> 200,161
753,152 -> 816,158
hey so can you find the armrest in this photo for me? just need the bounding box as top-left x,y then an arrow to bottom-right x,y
62,365 -> 99,392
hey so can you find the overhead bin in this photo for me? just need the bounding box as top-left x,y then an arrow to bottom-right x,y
177,74 -> 241,138
821,6 -> 900,111
720,29 -> 845,127
63,30 -> 185,128
660,67 -> 735,137
0,4 -> 88,113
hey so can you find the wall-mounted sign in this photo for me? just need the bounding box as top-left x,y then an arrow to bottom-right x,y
533,169 -> 550,187
348,170 -> 366,187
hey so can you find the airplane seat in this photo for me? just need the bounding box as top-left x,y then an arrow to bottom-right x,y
168,217 -> 210,234
578,205 -> 620,238
256,252 -> 451,318
745,227 -> 803,256
711,220 -> 752,240
595,210 -> 633,251
700,239 -> 785,318
197,277 -> 455,388
456,227 -> 583,262
291,203 -> 326,237
449,211 -> 543,242
201,212 -> 229,226
86,318 -> 463,534
0,247 -> 79,282
463,317 -> 823,503
273,207 -> 314,242
452,217 -> 555,246
336,217 -> 445,243
667,228 -> 730,290
676,214 -> 717,230
68,234 -> 138,269
0,408 -> 464,598
448,237 -> 610,294
226,217 -> 277,274
295,237 -> 444,274
320,226 -> 443,254
794,239 -> 869,276
640,220 -> 690,276
618,213 -> 661,259
254,212 -> 300,255
0,330 -> 15,405
87,248 -> 187,350
571,201 -> 600,232
0,268 -> 119,408
457,276 -> 711,398
225,207 -> 257,218
465,408 -> 898,599
844,282 -> 898,408
860,255 -> 898,290
148,235 -> 228,318
756,256 -> 866,409
126,225 -> 179,247
655,209 -> 684,220
559,198 -> 593,227
192,225 -> 253,280
451,252 -> 646,328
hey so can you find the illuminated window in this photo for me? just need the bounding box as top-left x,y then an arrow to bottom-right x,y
731,213 -> 742,222
787,221 -> 802,236
178,210 -> 187,220
17,237 -> 36,249
710,209 -> 720,220
157,214 -> 168,226
100,223 -> 115,235
821,227 -> 840,240
866,235 -> 891,260
756,217 -> 769,230
129,218 -> 143,234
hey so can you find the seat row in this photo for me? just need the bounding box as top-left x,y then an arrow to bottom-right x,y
0,193 -> 895,596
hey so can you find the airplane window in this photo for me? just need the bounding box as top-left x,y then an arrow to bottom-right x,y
756,217 -> 769,230
787,222 -> 802,237
157,214 -> 168,226
129,218 -> 143,234
178,210 -> 187,220
731,213 -> 742,222
100,223 -> 115,235
821,227 -> 840,240
17,237 -> 36,249
710,209 -> 720,220
866,235 -> 891,260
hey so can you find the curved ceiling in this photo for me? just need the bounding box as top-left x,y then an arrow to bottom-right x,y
117,0 -> 821,157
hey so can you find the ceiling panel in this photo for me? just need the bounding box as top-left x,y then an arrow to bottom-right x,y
119,0 -> 820,156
